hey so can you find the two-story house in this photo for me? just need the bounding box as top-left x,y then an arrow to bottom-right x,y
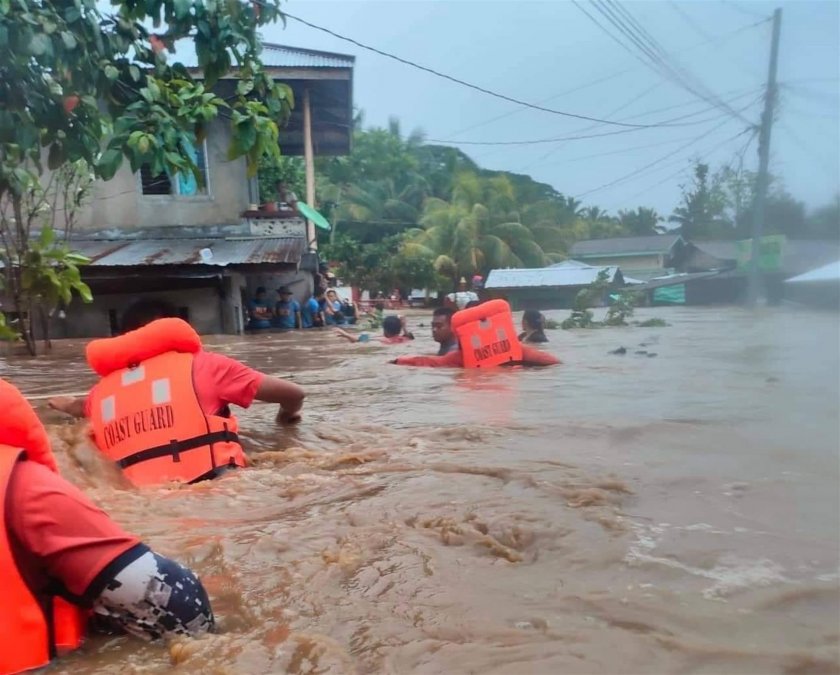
56,44 -> 354,337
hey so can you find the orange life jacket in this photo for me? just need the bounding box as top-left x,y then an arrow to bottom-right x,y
86,318 -> 247,487
0,378 -> 87,675
451,299 -> 524,368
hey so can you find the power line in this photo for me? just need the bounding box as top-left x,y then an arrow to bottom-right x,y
603,0 -> 754,122
426,88 -> 761,146
574,119 -> 746,198
282,11 -> 675,129
571,94 -> 761,198
443,13 -> 768,142
612,127 -> 757,207
720,0 -> 769,22
581,0 -> 756,124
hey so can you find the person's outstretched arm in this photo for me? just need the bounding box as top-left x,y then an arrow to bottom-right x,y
255,376 -> 305,424
9,461 -> 214,641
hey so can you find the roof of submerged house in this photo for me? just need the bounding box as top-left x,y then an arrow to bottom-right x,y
485,266 -> 622,289
172,42 -> 355,70
70,237 -> 305,267
570,234 -> 684,258
786,260 -> 840,283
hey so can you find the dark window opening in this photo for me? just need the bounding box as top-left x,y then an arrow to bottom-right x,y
140,165 -> 172,195
139,141 -> 208,196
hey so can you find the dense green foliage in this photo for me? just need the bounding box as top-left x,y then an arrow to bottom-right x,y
260,117 -> 837,294
1,0 -> 293,353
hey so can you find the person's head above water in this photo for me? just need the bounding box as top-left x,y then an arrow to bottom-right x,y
431,306 -> 456,345
121,299 -> 179,334
382,315 -> 402,338
522,309 -> 545,332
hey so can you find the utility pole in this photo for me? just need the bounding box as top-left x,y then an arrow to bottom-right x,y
746,8 -> 782,306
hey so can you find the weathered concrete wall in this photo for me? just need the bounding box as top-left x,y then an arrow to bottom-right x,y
244,269 -> 315,306
51,287 -> 227,338
76,118 -> 250,232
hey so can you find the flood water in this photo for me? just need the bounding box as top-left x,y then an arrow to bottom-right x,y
7,306 -> 840,674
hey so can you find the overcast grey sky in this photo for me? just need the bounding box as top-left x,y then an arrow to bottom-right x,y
263,0 -> 839,217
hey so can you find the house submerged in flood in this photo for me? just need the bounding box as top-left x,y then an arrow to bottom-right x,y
484,261 -> 625,310
53,44 -> 354,337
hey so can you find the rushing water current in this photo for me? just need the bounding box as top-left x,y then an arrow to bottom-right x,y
6,306 -> 839,674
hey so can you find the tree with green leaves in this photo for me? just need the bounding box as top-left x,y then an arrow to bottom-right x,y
1,0 -> 293,353
669,161 -> 729,240
618,207 -> 664,236
0,160 -> 94,353
408,173 -> 549,285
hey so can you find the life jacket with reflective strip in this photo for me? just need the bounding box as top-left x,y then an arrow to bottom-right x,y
0,378 -> 87,675
451,299 -> 523,368
86,318 -> 247,487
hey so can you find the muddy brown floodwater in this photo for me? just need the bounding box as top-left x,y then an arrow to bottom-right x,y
5,307 -> 839,674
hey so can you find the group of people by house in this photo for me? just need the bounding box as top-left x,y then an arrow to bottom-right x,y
2,272 -> 558,672
247,286 -> 357,331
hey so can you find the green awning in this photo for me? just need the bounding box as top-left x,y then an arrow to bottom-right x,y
296,201 -> 331,231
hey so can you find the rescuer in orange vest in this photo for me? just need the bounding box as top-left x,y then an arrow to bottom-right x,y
392,301 -> 560,368
49,299 -> 306,487
0,377 -> 214,675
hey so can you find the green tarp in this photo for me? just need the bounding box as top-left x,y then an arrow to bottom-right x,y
653,284 -> 686,304
735,235 -> 785,272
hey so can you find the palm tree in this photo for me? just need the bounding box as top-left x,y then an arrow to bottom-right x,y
618,207 -> 665,236
409,174 -> 548,283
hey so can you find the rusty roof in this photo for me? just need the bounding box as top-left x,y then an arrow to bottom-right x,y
71,238 -> 305,267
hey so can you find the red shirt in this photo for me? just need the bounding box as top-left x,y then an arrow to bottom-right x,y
7,460 -> 140,597
85,350 -> 264,417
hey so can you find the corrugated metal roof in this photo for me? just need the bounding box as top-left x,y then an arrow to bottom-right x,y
570,234 -> 683,257
632,271 -> 722,291
72,238 -> 305,267
485,266 -> 620,289
171,41 -> 354,69
549,259 -> 592,269
786,260 -> 840,283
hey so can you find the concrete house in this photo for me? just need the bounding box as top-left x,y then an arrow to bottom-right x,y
56,44 -> 354,337
569,234 -> 687,281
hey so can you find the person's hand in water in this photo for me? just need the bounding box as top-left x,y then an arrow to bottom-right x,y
334,328 -> 357,343
48,396 -> 85,417
276,409 -> 302,425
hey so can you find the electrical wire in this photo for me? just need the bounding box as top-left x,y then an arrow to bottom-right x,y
571,93 -> 761,198
281,10 -> 691,129
606,126 -> 757,207
426,88 -> 761,146
581,0 -> 756,125
441,14 -> 768,142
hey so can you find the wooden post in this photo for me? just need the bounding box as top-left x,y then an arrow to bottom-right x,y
303,87 -> 316,251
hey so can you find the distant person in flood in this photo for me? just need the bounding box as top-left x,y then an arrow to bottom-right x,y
392,301 -> 559,368
341,296 -> 358,325
334,315 -> 415,344
0,377 -> 214,673
49,300 -> 305,486
519,309 -> 549,343
324,289 -> 347,326
446,277 -> 479,310
272,287 -> 301,330
248,286 -> 272,329
431,306 -> 459,355
301,293 -> 324,328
